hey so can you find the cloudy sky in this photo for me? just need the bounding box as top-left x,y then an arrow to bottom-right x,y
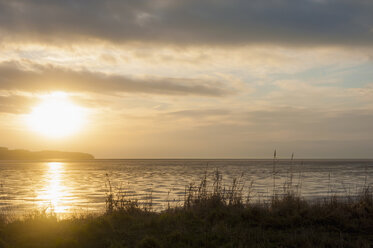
1,0 -> 373,158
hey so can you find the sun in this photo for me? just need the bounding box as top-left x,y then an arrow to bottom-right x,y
27,92 -> 86,138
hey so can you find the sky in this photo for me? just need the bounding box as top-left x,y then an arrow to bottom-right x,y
1,0 -> 373,158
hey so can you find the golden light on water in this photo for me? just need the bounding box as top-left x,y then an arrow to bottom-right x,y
37,162 -> 69,213
26,92 -> 86,138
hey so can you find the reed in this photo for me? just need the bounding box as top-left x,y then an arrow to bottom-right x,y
0,167 -> 372,247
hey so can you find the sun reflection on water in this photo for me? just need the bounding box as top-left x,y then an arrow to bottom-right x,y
37,162 -> 70,213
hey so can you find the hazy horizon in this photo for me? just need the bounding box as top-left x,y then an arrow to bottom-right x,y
1,0 -> 373,158
2,146 -> 373,160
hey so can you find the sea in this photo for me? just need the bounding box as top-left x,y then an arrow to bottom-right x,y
0,159 -> 372,216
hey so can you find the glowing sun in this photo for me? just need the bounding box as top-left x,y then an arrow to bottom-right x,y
27,93 -> 86,138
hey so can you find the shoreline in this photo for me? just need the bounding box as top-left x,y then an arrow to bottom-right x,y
1,187 -> 372,247
1,171 -> 372,247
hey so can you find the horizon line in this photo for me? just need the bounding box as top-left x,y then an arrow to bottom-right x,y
93,157 -> 373,160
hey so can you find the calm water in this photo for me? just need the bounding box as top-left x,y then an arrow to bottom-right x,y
0,159 -> 372,215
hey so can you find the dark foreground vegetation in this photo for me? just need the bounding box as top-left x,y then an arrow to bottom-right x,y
0,172 -> 372,248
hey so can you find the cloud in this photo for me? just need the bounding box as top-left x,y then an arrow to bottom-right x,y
0,61 -> 235,96
113,107 -> 373,158
168,107 -> 373,142
165,109 -> 231,118
262,80 -> 373,110
0,94 -> 37,114
0,0 -> 372,46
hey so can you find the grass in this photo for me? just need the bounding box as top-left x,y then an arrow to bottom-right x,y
0,170 -> 372,248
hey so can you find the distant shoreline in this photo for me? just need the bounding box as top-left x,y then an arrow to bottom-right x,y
0,147 -> 94,160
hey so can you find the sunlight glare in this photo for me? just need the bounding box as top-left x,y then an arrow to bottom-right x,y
37,162 -> 69,213
27,92 -> 85,138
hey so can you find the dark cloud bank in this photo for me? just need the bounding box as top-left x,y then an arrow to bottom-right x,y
0,61 -> 233,96
0,0 -> 372,46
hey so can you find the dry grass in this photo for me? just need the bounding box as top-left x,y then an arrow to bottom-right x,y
0,166 -> 372,247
